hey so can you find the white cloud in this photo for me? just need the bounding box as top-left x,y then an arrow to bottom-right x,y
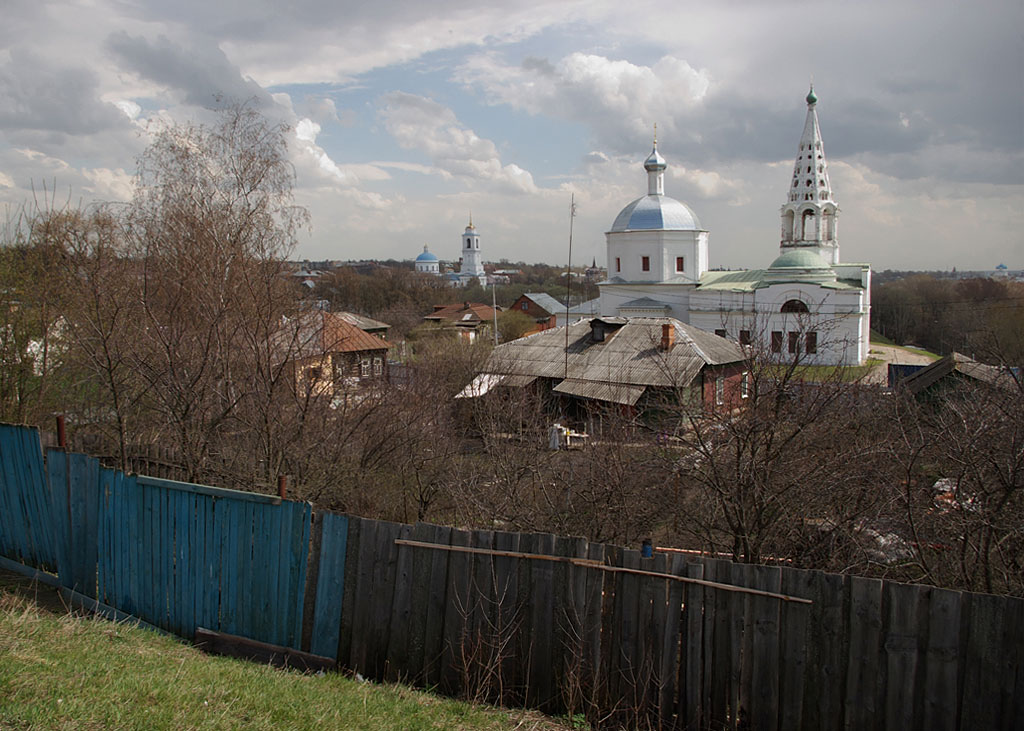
457,52 -> 710,148
378,91 -> 539,194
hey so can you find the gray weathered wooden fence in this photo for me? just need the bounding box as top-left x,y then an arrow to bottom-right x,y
1,423 -> 1021,729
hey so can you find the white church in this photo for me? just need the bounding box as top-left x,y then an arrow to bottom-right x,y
413,218 -> 488,286
599,88 -> 871,366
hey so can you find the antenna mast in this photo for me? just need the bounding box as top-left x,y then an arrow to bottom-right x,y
564,194 -> 576,380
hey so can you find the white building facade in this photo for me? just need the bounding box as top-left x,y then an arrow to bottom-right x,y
414,244 -> 440,275
599,89 -> 870,366
458,218 -> 486,286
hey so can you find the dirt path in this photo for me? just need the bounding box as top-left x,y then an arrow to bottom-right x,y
864,344 -> 939,384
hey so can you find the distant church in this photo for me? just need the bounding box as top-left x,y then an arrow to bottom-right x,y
599,88 -> 871,366
413,218 -> 488,286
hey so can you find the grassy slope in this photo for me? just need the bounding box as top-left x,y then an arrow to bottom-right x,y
0,589 -> 558,731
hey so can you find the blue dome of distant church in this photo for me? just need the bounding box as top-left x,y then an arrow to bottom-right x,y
416,246 -> 438,262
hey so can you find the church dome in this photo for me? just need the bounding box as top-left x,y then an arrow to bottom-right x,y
609,195 -> 702,233
769,249 -> 830,269
416,245 -> 439,263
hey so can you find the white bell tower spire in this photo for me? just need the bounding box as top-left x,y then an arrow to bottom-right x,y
779,86 -> 840,264
461,215 -> 485,282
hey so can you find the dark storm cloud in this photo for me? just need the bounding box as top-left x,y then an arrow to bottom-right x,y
0,48 -> 128,136
104,32 -> 272,110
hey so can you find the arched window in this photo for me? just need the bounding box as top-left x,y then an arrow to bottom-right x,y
801,210 -> 817,239
782,210 -> 795,241
781,299 -> 809,313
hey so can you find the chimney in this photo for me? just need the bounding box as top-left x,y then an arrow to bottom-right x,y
660,323 -> 675,351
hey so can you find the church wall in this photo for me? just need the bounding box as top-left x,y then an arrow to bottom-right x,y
600,283 -> 694,322
689,285 -> 868,366
606,230 -> 706,283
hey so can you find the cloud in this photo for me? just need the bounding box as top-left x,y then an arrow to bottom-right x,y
378,91 -> 538,194
104,32 -> 271,111
457,52 -> 710,150
0,47 -> 129,137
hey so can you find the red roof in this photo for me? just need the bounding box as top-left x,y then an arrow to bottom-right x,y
425,302 -> 499,324
284,311 -> 391,358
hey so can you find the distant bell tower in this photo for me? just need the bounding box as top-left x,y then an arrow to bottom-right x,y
779,86 -> 840,264
461,216 -> 485,279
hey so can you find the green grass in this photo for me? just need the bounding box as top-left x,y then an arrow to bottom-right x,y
765,359 -> 883,383
0,589 -> 561,731
869,330 -> 895,346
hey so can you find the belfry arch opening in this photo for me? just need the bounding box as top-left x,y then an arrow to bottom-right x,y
782,210 -> 795,241
801,210 -> 817,240
822,209 -> 835,240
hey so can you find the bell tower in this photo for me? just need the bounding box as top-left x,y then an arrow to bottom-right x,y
461,215 -> 485,280
779,86 -> 840,264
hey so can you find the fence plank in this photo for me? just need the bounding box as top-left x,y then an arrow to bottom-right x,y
920,587 -> 961,731
384,523 -> 415,682
844,575 -> 884,731
310,511 -> 348,660
337,514 -> 362,667
421,523 -> 452,689
749,564 -> 781,731
403,521 -> 434,682
682,560 -> 706,731
706,558 -> 732,728
526,533 -> 557,709
803,570 -> 848,730
882,582 -> 925,730
958,593 -> 1011,729
368,519 -> 402,678
492,529 -> 522,705
347,514 -> 377,672
777,566 -> 811,731
441,526 -> 473,695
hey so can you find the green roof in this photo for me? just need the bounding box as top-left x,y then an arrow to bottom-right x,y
769,249 -> 830,269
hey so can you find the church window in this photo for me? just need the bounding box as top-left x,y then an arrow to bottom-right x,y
715,328 -> 726,338
807,167 -> 811,173
806,180 -> 812,186
676,256 -> 685,272
466,238 -> 471,245
788,331 -> 800,354
781,299 -> 810,313
739,329 -> 751,345
792,180 -> 797,187
806,332 -> 818,354
642,256 -> 650,272
615,257 -> 621,272
771,331 -> 783,353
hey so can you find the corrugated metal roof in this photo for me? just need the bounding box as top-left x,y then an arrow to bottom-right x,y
553,379 -> 645,406
522,293 -> 565,316
567,298 -> 601,316
334,310 -> 391,331
901,352 -> 1018,395
480,317 -> 744,401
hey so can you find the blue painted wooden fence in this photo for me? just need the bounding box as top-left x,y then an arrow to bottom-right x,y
0,425 -> 312,650
0,424 -> 58,572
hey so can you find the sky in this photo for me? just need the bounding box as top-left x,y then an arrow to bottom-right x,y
1,0 -> 1021,272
